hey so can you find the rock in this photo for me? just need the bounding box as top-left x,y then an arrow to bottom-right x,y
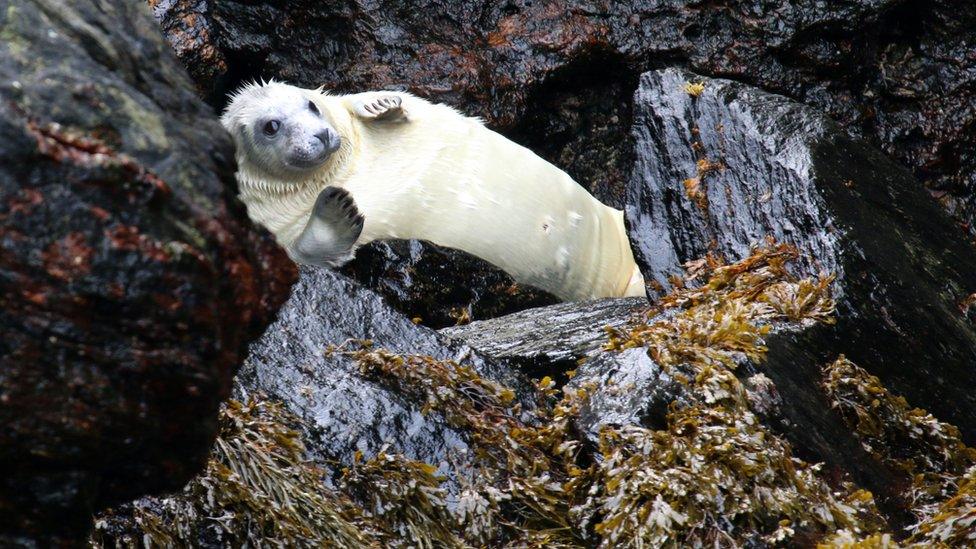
341,239 -> 558,329
147,0 -> 230,99
441,297 -> 646,377
235,266 -> 529,481
0,1 -> 294,544
437,296 -> 694,452
151,0 -> 976,232
570,347 -> 688,443
626,68 -> 976,508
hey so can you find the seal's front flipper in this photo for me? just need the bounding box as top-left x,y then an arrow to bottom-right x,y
290,186 -> 365,267
350,94 -> 408,122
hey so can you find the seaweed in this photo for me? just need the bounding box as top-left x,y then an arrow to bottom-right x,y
822,356 -> 976,546
91,244 -> 976,548
584,243 -> 880,547
340,449 -> 465,548
91,399 -> 373,548
683,81 -> 706,97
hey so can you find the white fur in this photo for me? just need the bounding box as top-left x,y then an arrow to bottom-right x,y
222,82 -> 647,301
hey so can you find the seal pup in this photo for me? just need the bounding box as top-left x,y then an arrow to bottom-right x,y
221,81 -> 646,301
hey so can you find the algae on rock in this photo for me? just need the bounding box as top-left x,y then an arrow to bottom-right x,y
93,245 -> 976,548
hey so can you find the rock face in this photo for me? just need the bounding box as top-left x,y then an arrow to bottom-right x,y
236,266 -> 528,479
442,297 -> 645,376
152,0 -> 976,231
627,68 -> 976,488
0,1 -> 294,544
341,239 -> 558,329
146,0 -> 976,343
570,346 -> 687,443
439,296 -> 690,443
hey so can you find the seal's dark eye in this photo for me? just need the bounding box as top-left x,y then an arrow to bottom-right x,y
263,120 -> 281,136
308,101 -> 320,116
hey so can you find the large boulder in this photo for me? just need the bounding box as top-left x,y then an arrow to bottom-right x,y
0,1 -> 294,544
626,68 -> 976,501
235,266 -> 530,479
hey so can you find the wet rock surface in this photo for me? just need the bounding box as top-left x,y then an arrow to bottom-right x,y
627,68 -> 976,501
154,0 -> 976,230
570,346 -> 688,443
341,239 -> 559,330
235,266 -> 529,479
442,297 -> 646,376
0,1 -> 294,544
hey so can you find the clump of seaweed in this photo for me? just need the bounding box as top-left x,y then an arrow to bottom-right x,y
822,356 -> 976,544
345,343 -> 586,546
606,244 -> 835,369
340,449 -> 465,548
911,465 -> 976,545
684,81 -> 706,97
819,530 -> 906,548
91,398 -> 372,548
583,243 -> 882,546
587,410 -> 882,547
348,344 -> 523,463
683,157 -> 725,212
823,467 -> 976,547
94,244 -> 976,548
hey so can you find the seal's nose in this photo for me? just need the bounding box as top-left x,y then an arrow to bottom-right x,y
316,128 -> 341,154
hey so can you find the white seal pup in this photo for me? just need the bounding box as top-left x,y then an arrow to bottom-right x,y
220,81 -> 646,301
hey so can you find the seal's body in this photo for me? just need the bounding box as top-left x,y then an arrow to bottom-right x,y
221,82 -> 646,301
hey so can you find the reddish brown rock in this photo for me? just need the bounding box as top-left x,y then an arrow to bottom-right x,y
0,1 -> 295,544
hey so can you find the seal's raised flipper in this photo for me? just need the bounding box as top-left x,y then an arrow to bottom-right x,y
350,94 -> 408,122
291,186 -> 364,267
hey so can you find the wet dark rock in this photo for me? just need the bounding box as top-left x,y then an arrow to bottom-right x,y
439,296 -> 691,449
627,68 -> 976,516
441,297 -> 646,377
341,239 -> 559,330
569,347 -> 688,443
152,0 -> 976,231
0,1 -> 294,544
235,266 -> 529,480
147,0 -> 230,100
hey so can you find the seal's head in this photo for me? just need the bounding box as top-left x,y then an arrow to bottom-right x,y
221,80 -> 342,180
